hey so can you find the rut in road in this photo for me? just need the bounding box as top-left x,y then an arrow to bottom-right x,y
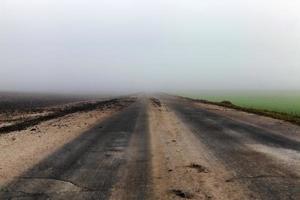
0,99 -> 152,200
164,97 -> 300,200
1,95 -> 300,200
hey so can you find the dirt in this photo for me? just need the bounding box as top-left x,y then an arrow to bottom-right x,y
0,99 -> 133,187
193,101 -> 300,143
149,98 -> 251,200
164,95 -> 300,200
187,163 -> 209,173
150,98 -> 162,107
170,189 -> 194,199
0,95 -> 299,199
0,98 -> 134,134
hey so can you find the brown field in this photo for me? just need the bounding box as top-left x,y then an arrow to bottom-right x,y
0,92 -> 110,129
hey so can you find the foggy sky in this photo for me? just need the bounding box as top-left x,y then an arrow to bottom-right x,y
1,0 -> 300,94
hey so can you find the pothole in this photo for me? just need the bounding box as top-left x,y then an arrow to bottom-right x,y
170,189 -> 194,199
187,163 -> 209,173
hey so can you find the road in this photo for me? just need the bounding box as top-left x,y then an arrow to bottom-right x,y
163,95 -> 300,200
0,95 -> 299,199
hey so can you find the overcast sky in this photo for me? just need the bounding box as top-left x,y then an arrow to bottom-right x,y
1,0 -> 300,94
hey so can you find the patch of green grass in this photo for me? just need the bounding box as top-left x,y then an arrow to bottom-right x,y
178,93 -> 300,126
181,90 -> 300,115
178,90 -> 300,126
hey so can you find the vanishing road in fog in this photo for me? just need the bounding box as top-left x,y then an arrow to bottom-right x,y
1,95 -> 299,200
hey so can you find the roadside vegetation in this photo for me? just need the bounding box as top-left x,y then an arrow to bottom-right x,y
182,91 -> 300,115
180,91 -> 300,126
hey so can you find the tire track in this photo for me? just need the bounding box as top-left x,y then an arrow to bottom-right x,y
164,96 -> 300,200
0,98 -> 151,200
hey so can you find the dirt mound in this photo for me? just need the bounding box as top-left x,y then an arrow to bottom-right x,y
220,100 -> 233,105
0,98 -> 135,134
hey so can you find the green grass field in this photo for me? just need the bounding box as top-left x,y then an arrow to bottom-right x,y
181,90 -> 300,116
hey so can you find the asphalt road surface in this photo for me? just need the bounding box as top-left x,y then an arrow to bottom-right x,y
1,95 -> 299,200
164,96 -> 300,200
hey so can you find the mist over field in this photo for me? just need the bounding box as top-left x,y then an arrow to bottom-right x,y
180,90 -> 300,115
1,0 -> 300,94
2,2 -> 300,198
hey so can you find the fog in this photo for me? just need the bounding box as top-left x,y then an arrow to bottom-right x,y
1,0 -> 300,94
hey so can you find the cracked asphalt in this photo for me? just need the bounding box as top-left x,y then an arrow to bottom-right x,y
0,95 -> 299,200
164,96 -> 300,200
0,98 -> 151,200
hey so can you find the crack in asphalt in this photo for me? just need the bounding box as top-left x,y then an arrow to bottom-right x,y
0,98 -> 152,200
164,96 -> 300,200
1,96 -> 299,200
225,175 -> 300,182
18,177 -> 93,191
